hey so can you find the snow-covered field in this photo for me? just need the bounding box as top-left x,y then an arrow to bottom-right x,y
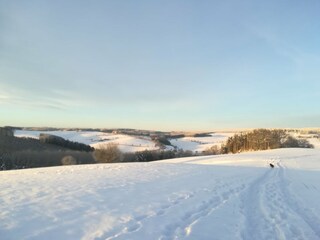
14,130 -> 160,153
171,133 -> 235,153
1,148 -> 320,240
14,130 -> 233,153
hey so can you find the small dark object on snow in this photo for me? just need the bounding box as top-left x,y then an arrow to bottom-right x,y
269,163 -> 274,168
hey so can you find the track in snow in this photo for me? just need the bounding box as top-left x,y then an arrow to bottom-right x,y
95,176 -> 248,240
240,160 -> 320,240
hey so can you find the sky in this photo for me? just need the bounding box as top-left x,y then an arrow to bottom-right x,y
1,0 -> 320,131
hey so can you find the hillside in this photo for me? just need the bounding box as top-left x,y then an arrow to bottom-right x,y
0,136 -> 95,170
1,148 -> 320,239
0,136 -> 67,152
15,130 -> 233,153
15,130 -> 320,154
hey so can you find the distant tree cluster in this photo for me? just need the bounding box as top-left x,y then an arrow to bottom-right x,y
168,134 -> 185,139
93,143 -> 122,163
221,129 -> 313,154
39,134 -> 94,152
193,133 -> 212,137
0,150 -> 95,170
0,136 -> 62,153
0,134 -> 95,170
0,127 -> 14,137
151,136 -> 172,148
281,136 -> 314,148
202,145 -> 220,155
122,149 -> 194,162
93,143 -> 195,163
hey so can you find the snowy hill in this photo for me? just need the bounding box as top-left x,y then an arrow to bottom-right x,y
170,133 -> 235,153
14,130 -> 162,152
14,130 -> 233,153
15,129 -> 320,154
1,148 -> 320,239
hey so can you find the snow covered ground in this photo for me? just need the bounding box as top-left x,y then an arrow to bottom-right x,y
14,130 -> 233,153
1,148 -> 320,240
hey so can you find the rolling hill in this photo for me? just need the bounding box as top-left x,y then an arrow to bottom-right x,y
14,130 -> 233,153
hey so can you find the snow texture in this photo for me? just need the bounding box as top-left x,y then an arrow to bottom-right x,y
1,148 -> 320,239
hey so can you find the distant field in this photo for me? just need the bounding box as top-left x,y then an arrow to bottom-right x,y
15,129 -> 320,154
15,130 -> 234,153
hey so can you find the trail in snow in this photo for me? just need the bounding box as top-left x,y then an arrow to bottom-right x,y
240,159 -> 320,240
1,148 -> 320,240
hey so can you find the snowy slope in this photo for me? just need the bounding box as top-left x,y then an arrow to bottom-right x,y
1,148 -> 320,240
14,130 -> 159,153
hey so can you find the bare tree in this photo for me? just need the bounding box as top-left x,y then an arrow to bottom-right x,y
93,143 -> 122,163
61,155 -> 77,165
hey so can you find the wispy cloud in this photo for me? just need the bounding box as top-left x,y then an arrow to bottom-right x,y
247,25 -> 320,67
0,84 -> 70,110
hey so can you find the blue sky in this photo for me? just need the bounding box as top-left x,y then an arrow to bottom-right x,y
1,0 -> 320,131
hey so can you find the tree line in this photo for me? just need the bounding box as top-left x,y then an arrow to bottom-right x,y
93,143 -> 195,163
0,134 -> 95,170
1,150 -> 95,170
220,129 -> 313,154
39,134 -> 94,152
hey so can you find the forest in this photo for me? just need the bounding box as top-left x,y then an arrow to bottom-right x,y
220,129 -> 313,154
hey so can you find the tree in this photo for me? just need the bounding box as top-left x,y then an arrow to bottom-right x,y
93,143 -> 122,163
224,129 -> 286,153
61,155 -> 77,165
